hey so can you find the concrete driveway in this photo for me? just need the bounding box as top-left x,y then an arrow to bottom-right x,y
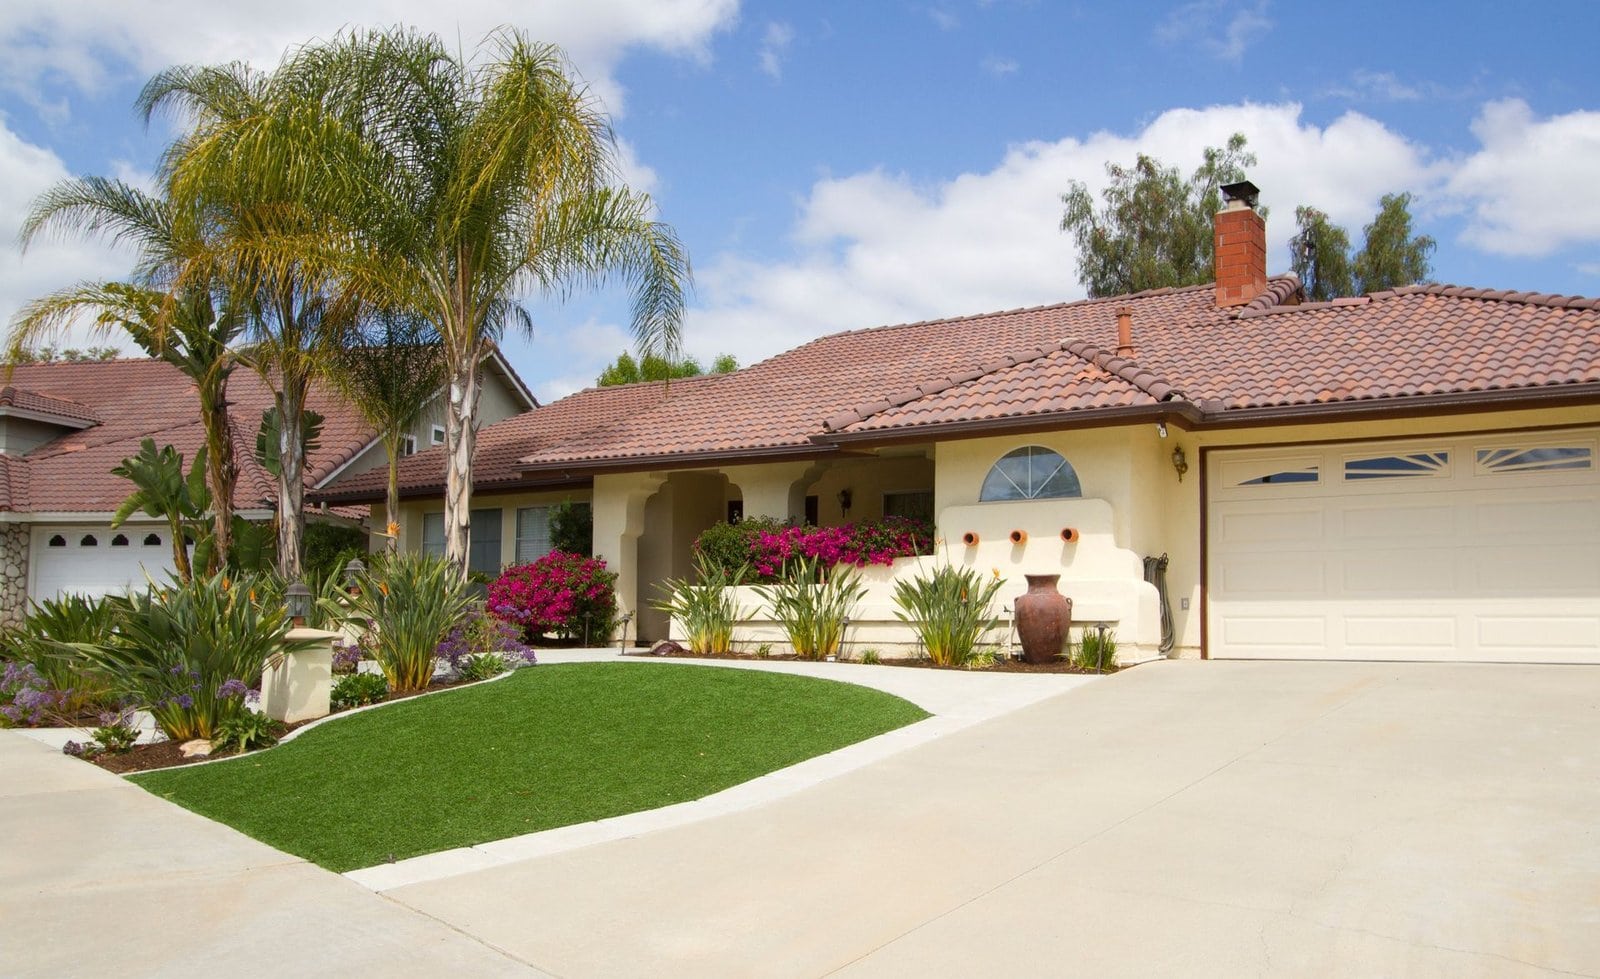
6,660 -> 1599,977
385,660 -> 1600,977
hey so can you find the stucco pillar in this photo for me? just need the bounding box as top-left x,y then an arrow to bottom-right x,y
0,523 -> 29,629
723,462 -> 818,522
592,471 -> 667,642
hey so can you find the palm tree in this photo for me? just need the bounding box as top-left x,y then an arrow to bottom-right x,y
8,180 -> 245,570
330,309 -> 447,553
140,63 -> 358,578
161,28 -> 690,578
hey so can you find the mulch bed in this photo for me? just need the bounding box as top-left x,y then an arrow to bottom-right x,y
625,643 -> 1119,675
87,674 -> 479,775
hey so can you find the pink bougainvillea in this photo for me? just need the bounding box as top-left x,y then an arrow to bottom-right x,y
488,551 -> 618,642
695,516 -> 933,580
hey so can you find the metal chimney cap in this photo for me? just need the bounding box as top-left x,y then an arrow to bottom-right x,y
1220,180 -> 1260,209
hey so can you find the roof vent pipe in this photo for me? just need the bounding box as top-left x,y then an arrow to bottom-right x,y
1115,308 -> 1135,359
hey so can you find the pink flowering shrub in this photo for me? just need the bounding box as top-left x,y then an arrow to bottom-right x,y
488,551 -> 619,643
694,516 -> 933,582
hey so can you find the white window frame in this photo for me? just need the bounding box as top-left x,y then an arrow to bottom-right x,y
400,434 -> 417,457
515,506 -> 553,563
430,425 -> 446,446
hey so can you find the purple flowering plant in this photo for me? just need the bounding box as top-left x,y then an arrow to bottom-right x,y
488,551 -> 618,643
1,661 -> 68,726
437,612 -> 537,670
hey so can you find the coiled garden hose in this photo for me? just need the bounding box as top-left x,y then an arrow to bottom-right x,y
1143,553 -> 1175,655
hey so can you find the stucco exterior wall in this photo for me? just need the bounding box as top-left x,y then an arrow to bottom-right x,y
0,417 -> 74,456
339,366 -> 531,482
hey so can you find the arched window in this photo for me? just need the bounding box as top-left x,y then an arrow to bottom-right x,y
79,534 -> 98,547
980,446 -> 1083,502
143,533 -> 162,546
111,534 -> 129,546
48,534 -> 66,547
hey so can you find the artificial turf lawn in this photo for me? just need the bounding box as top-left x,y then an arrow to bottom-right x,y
131,662 -> 929,872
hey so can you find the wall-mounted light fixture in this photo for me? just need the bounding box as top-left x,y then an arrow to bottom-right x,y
836,488 -> 853,513
1171,446 -> 1189,482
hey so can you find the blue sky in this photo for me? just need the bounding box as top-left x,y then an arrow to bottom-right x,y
2,0 -> 1597,402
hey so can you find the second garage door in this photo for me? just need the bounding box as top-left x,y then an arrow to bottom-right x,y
1207,430 -> 1600,663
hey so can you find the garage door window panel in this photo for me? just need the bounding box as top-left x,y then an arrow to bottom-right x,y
1475,446 -> 1592,475
1343,451 -> 1449,481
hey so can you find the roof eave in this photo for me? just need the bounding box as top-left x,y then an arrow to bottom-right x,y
816,402 -> 1203,447
1194,382 -> 1600,429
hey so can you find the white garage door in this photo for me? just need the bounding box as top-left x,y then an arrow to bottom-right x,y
30,525 -> 178,600
1207,430 -> 1600,663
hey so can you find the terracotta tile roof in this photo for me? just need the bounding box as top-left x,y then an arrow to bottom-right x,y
0,385 -> 100,424
317,374 -> 718,502
0,359 -> 374,514
318,275 -> 1600,499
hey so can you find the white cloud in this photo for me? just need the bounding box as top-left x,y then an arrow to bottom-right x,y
928,7 -> 960,31
758,22 -> 795,81
679,102 -> 1433,369
0,0 -> 740,117
0,119 -> 139,352
981,56 -> 1019,77
1155,0 -> 1272,64
1444,99 -> 1600,257
509,317 -> 634,401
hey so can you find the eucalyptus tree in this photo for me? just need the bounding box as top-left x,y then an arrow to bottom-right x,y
139,62 -> 358,577
186,27 -> 689,578
9,179 -> 245,570
330,310 -> 447,552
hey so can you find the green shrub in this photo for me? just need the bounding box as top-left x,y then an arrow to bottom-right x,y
859,648 -> 882,665
212,709 -> 279,754
454,652 -> 511,681
549,500 -> 593,556
331,672 -> 388,710
653,554 -> 748,654
3,593 -> 121,715
693,518 -> 786,578
756,556 -> 865,661
487,552 -> 618,645
303,521 -> 368,582
892,565 -> 1005,668
334,552 -> 475,693
77,572 -> 293,742
1075,628 -> 1118,672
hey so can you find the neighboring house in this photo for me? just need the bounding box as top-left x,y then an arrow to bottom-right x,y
320,186 -> 1600,664
0,350 -> 534,622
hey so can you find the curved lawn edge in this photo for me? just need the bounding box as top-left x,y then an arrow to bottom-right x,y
130,663 -> 929,872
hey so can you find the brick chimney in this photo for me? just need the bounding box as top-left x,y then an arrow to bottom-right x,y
1214,180 -> 1265,308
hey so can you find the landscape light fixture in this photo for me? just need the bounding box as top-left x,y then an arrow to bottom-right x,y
617,611 -> 634,654
343,557 -> 366,587
285,581 -> 312,627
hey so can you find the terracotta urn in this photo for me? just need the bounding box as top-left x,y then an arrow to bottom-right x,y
1014,574 -> 1072,664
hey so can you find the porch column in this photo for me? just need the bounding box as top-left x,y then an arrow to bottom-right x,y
591,471 -> 667,642
723,462 -> 817,522
0,523 -> 28,629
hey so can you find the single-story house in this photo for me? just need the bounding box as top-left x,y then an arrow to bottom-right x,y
320,187 -> 1600,664
0,349 -> 535,622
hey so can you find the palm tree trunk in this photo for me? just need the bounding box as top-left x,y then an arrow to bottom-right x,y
275,375 -> 308,578
198,373 -> 236,571
383,431 -> 402,555
442,344 -> 484,581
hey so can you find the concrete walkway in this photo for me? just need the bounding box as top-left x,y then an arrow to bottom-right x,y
0,732 -> 545,978
381,660 -> 1600,978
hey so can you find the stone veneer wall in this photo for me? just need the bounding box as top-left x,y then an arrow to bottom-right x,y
0,524 -> 27,629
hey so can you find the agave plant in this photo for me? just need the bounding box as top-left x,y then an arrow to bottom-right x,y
332,552 -> 475,693
892,565 -> 1005,668
654,555 -> 749,654
756,556 -> 865,661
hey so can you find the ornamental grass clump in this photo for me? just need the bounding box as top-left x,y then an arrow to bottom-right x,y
488,551 -> 618,644
75,572 -> 291,741
654,554 -> 748,654
756,556 -> 866,660
2,593 -> 121,718
337,552 -> 475,694
892,565 -> 1005,668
